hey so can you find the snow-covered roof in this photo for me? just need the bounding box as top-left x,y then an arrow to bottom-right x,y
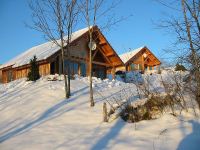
0,27 -> 91,69
119,46 -> 145,64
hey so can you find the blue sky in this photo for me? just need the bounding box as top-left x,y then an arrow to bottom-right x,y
0,0 -> 177,64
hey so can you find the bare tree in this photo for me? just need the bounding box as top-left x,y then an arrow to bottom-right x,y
155,0 -> 200,109
77,0 -> 126,107
181,0 -> 200,109
29,0 -> 79,98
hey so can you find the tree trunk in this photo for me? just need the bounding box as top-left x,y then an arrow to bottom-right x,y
89,33 -> 94,107
67,62 -> 71,97
181,0 -> 200,109
61,47 -> 68,99
66,40 -> 71,98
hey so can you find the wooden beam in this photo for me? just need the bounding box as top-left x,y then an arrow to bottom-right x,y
96,46 -> 112,65
92,49 -> 99,60
64,56 -> 87,63
106,52 -> 115,57
141,55 -> 144,71
99,42 -> 107,45
96,29 -> 124,67
64,55 -> 111,67
92,61 -> 111,67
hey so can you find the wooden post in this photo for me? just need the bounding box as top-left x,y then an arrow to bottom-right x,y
0,70 -> 2,83
78,63 -> 81,76
103,102 -> 108,122
111,67 -> 116,79
141,55 -> 144,72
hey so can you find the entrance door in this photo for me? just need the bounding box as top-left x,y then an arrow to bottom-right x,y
7,70 -> 13,82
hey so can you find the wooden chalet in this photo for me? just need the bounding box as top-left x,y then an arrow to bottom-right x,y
0,26 -> 123,83
117,46 -> 161,72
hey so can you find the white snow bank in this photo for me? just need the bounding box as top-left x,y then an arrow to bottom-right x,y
0,69 -> 199,150
74,75 -> 126,92
125,71 -> 144,84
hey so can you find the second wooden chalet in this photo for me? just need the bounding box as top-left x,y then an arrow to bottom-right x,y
0,26 -> 123,83
118,46 -> 161,72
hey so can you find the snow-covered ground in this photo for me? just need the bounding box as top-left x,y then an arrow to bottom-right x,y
0,73 -> 200,150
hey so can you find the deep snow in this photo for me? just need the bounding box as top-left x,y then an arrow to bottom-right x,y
0,73 -> 200,150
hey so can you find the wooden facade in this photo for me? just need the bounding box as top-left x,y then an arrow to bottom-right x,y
0,69 -> 2,83
118,46 -> 161,73
0,26 -> 123,83
0,61 -> 51,83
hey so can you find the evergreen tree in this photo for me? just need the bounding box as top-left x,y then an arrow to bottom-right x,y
27,56 -> 40,81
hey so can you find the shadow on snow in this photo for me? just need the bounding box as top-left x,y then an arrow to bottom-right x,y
176,120 -> 200,150
90,119 -> 126,150
0,86 -> 88,143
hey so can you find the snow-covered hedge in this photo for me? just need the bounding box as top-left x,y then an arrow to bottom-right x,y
125,71 -> 144,84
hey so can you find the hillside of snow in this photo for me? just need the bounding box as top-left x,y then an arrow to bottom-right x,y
0,73 -> 200,150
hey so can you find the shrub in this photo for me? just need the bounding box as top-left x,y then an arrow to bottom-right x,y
120,95 -> 176,123
27,56 -> 40,81
175,63 -> 187,71
157,69 -> 161,74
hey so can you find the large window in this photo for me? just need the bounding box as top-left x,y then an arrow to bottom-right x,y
64,60 -> 79,76
64,60 -> 68,74
70,62 -> 78,75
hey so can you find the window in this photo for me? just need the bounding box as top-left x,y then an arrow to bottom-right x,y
145,66 -> 148,71
64,60 -> 79,76
64,60 -> 68,74
149,66 -> 152,70
69,61 -> 79,75
73,62 -> 78,75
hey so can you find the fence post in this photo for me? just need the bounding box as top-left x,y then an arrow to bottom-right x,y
103,102 -> 108,122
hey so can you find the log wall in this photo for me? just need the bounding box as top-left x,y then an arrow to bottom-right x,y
0,63 -> 50,83
39,63 -> 50,76
0,70 -> 2,83
16,68 -> 29,79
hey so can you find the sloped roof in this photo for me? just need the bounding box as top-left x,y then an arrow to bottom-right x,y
119,46 -> 145,64
0,27 -> 91,69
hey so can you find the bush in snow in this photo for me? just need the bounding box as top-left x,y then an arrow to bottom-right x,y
175,63 -> 187,71
157,69 -> 161,74
120,94 -> 180,123
125,71 -> 144,84
119,70 -> 191,123
27,55 -> 40,81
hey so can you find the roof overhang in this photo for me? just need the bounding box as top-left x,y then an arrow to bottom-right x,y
124,46 -> 161,66
92,26 -> 124,67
